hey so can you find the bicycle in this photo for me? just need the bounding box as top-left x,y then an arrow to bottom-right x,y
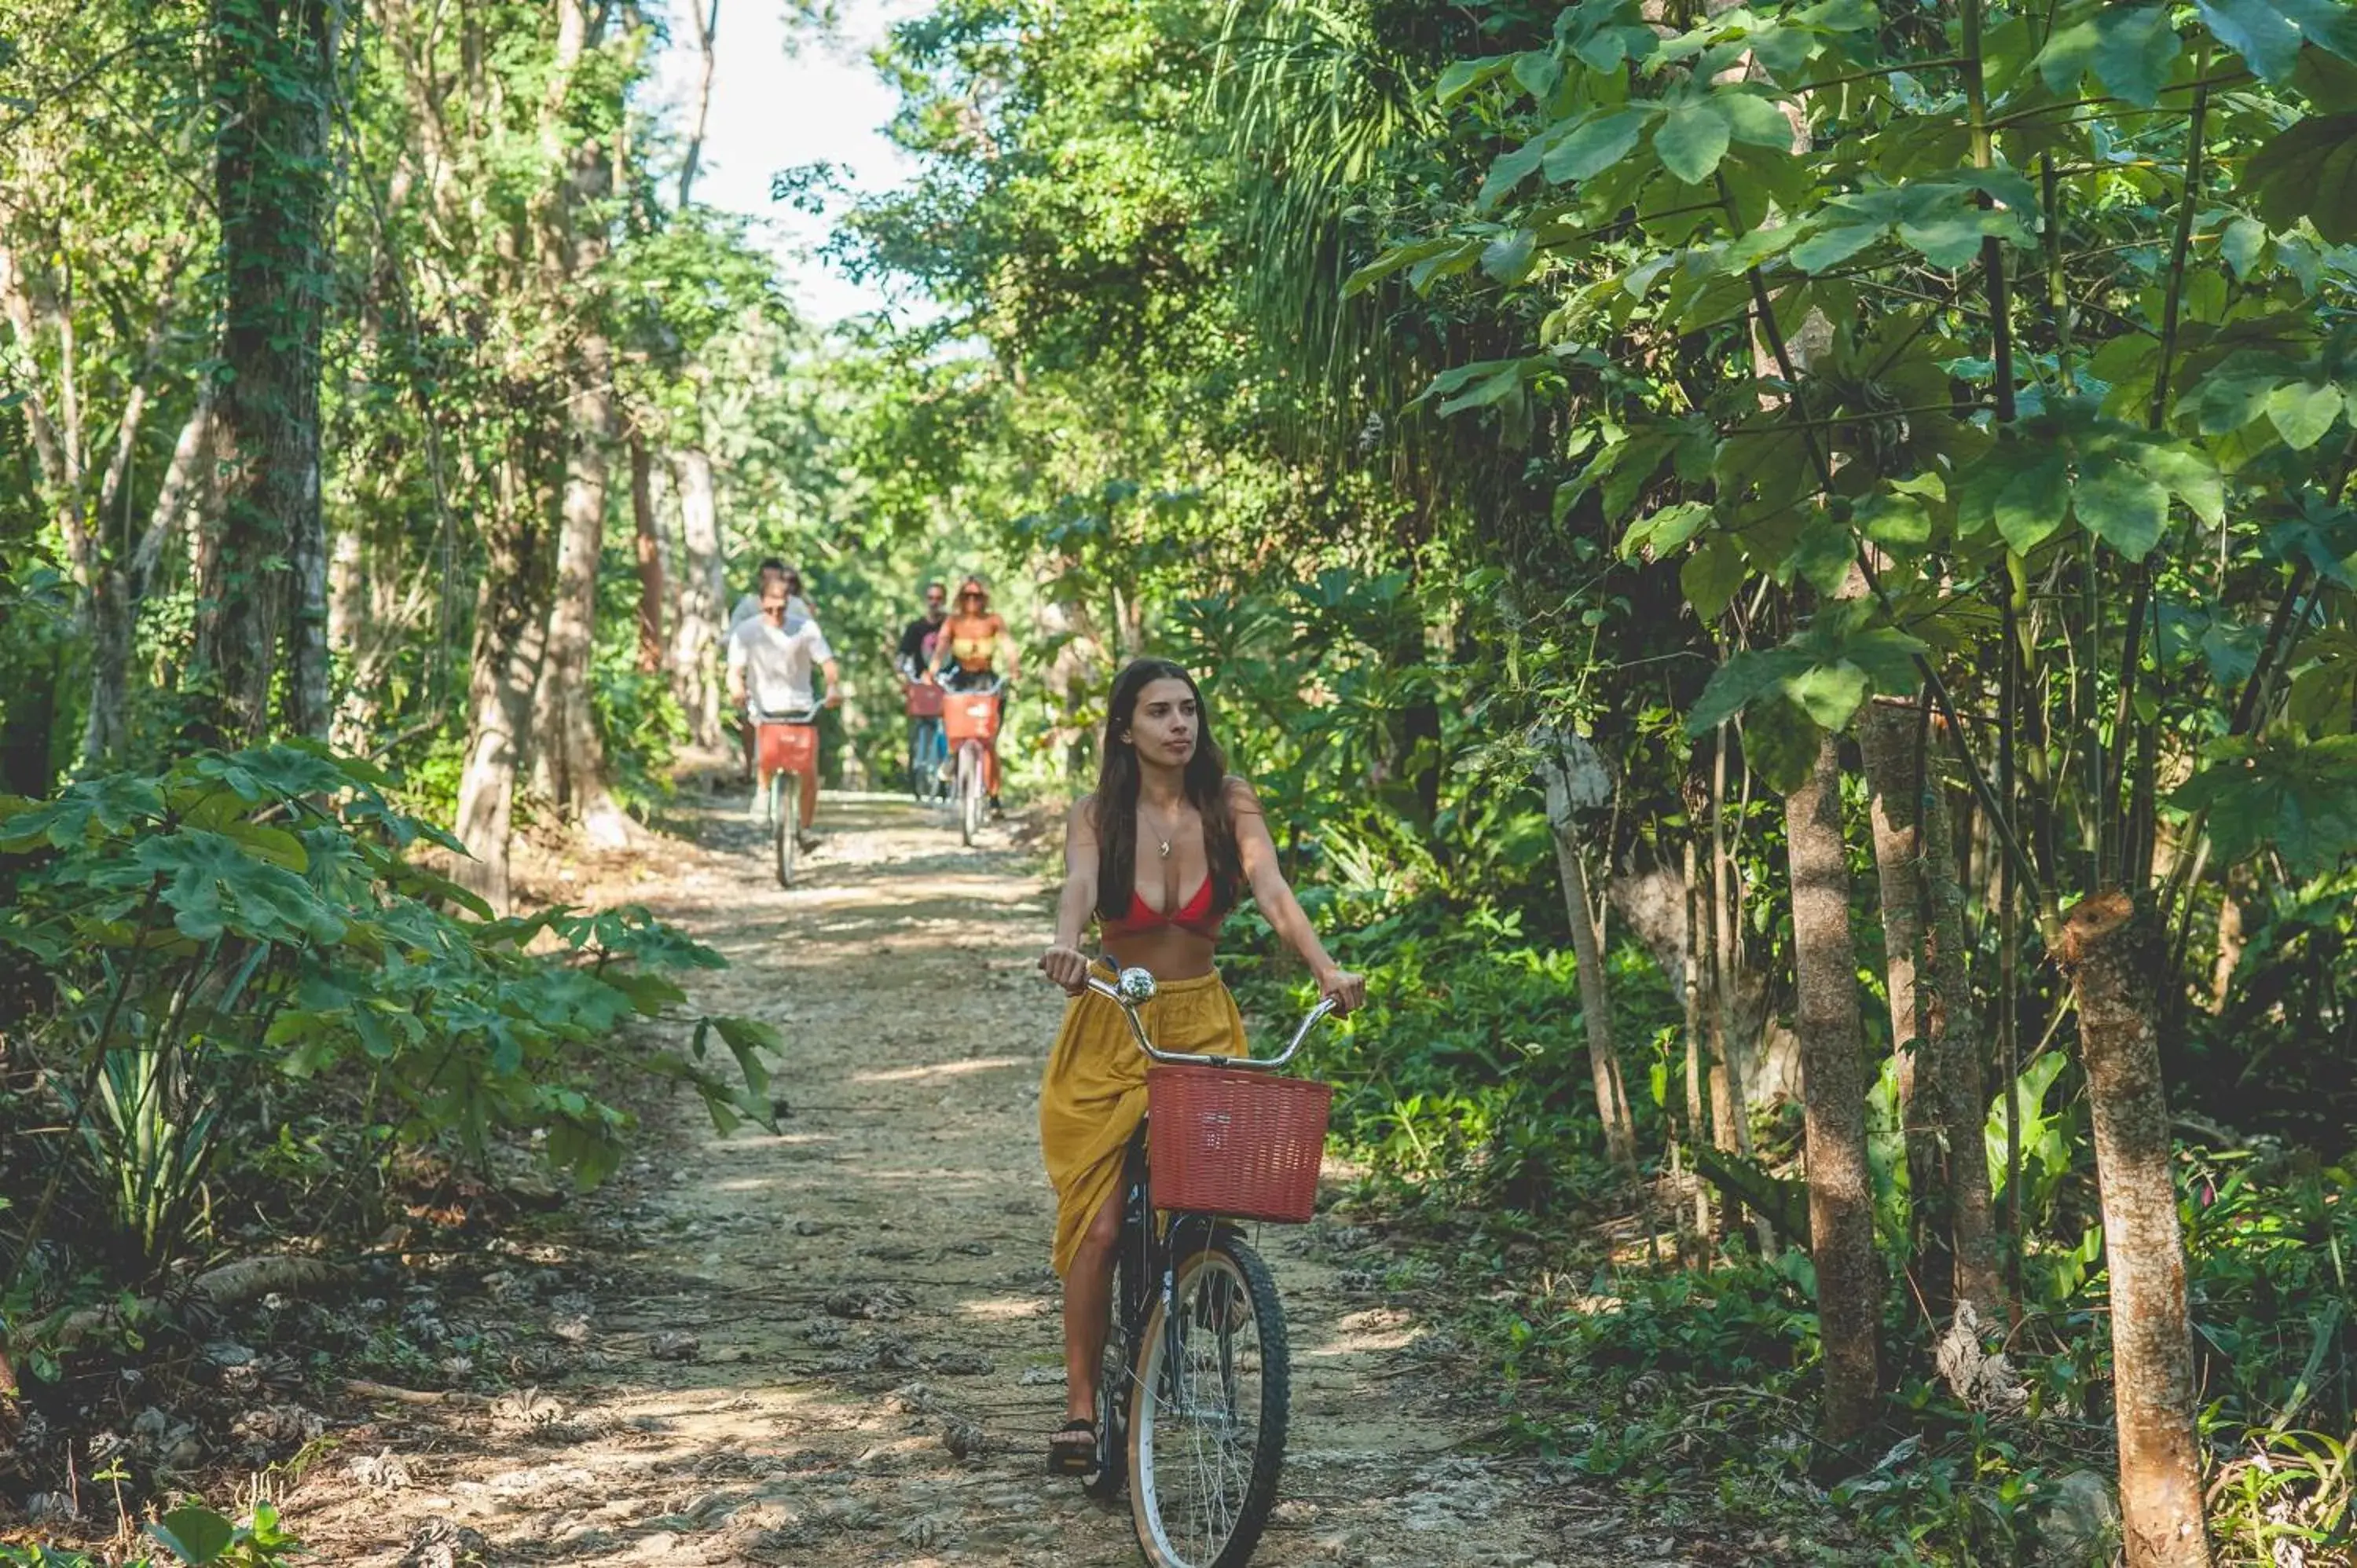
904,676 -> 948,804
748,702 -> 822,888
941,676 -> 1007,847
1074,964 -> 1336,1568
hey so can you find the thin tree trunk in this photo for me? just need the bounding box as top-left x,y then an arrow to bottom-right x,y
1538,734 -> 1636,1168
629,427 -> 665,673
454,458 -> 553,914
526,0 -> 631,844
1684,838 -> 1712,1241
676,0 -> 720,208
1784,733 -> 1880,1442
668,445 -> 724,746
1554,822 -> 1637,1169
83,391 -> 216,764
200,0 -> 337,746
2057,893 -> 2212,1568
1861,701 -> 2003,1323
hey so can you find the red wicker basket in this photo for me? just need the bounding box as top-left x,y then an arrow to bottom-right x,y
756,721 -> 818,778
1146,1065 -> 1332,1224
904,680 -> 944,719
943,690 -> 1001,744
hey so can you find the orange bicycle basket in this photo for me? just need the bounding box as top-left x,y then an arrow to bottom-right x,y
757,721 -> 818,778
944,691 -> 1001,744
1146,1066 -> 1332,1224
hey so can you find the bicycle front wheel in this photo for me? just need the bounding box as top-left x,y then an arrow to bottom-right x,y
773,772 -> 799,887
1127,1234 -> 1288,1568
958,745 -> 983,846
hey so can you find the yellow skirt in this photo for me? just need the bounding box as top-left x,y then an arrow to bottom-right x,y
1039,970 -> 1244,1277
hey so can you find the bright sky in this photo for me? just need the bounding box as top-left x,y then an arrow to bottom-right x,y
651,0 -> 934,326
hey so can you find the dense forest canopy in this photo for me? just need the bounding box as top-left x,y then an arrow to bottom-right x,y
3,0 -> 2355,1563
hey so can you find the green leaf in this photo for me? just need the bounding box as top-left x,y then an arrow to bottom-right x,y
2173,735 -> 2357,873
1689,647 -> 1809,734
2197,0 -> 2305,79
1743,694 -> 1824,795
1993,456 -> 2070,552
1480,126 -> 1565,210
2267,380 -> 2345,449
1481,229 -> 1538,285
1644,500 -> 1713,557
1511,49 -> 1562,101
1654,100 -> 1732,185
2036,5 -> 2181,107
1720,91 -> 1800,149
148,1507 -> 236,1565
1787,661 -> 1871,730
1791,223 -> 1883,273
2242,113 -> 2357,244
1436,55 -> 1513,107
1857,492 -> 1931,555
2073,463 -> 2170,561
1543,107 -> 1653,185
2144,443 -> 2225,527
1681,534 -> 1747,621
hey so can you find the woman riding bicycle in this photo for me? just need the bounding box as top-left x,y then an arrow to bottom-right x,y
929,575 -> 1020,805
1036,657 -> 1365,1476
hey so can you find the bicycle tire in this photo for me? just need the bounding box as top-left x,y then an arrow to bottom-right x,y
959,745 -> 981,847
773,771 -> 798,888
1126,1234 -> 1288,1568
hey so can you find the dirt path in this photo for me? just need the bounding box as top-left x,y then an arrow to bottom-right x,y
303,794 -> 1601,1566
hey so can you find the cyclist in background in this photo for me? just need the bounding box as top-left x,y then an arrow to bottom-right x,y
731,561 -> 817,781
928,575 -> 1020,809
896,580 -> 949,682
726,578 -> 840,849
1034,657 -> 1363,1475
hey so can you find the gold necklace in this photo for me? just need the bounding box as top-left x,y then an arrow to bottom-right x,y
1139,803 -> 1175,860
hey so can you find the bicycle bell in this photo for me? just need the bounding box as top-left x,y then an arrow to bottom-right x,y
1114,966 -> 1158,1004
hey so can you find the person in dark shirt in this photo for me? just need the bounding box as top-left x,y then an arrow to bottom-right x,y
896,581 -> 949,680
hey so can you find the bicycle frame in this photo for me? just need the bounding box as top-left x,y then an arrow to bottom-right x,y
1082,966 -> 1334,1480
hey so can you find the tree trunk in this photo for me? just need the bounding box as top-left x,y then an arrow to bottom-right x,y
83,392 -> 215,764
530,349 -> 629,844
1783,733 -> 1880,1442
200,0 -> 337,746
676,0 -> 720,208
1536,733 -> 1636,1167
1684,839 -> 1714,1241
2057,893 -> 2212,1568
525,0 -> 630,845
629,427 -> 665,673
668,445 -> 724,746
453,459 -> 554,914
1860,702 -> 2002,1322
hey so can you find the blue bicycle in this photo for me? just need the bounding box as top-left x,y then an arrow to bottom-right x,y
904,678 -> 949,804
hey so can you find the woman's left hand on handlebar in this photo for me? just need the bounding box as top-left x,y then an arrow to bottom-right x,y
1316,967 -> 1366,1016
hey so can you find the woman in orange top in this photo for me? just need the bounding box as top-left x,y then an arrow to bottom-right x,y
1034,657 -> 1364,1475
929,576 -> 1019,802
927,576 -> 1018,692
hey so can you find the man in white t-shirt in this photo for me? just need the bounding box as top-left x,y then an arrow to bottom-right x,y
730,560 -> 815,780
727,578 -> 841,844
731,559 -> 814,631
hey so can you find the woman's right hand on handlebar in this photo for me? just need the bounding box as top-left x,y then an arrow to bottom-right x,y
1039,944 -> 1091,995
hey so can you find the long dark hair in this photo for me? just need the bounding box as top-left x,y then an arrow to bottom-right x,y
1091,658 -> 1241,922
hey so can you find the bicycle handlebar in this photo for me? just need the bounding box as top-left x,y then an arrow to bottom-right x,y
749,705 -> 823,725
1083,965 -> 1336,1071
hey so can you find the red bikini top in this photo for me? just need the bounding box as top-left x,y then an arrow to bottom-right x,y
1102,877 -> 1223,940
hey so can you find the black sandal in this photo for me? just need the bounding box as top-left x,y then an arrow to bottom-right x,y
1047,1418 -> 1098,1476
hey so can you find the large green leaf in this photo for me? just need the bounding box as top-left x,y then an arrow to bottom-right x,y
2197,0 -> 2305,79
2072,462 -> 2170,560
2035,5 -> 2182,106
1743,694 -> 1824,795
2267,380 -> 2346,449
2242,112 -> 2357,244
1654,100 -> 1732,185
2173,735 -> 2357,874
148,1506 -> 236,1565
1543,107 -> 1654,184
1993,455 -> 2070,552
1791,222 -> 1882,273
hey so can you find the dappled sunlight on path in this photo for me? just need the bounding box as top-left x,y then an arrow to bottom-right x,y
299,793 -> 1605,1566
